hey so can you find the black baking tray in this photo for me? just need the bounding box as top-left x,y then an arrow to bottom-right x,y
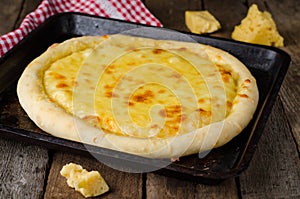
0,13 -> 291,184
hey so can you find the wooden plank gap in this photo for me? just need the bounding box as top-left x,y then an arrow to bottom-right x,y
142,173 -> 147,199
41,150 -> 55,199
278,95 -> 300,157
200,0 -> 205,10
239,97 -> 300,198
243,0 -> 249,7
13,0 -> 26,29
235,177 -> 243,199
14,0 -> 42,28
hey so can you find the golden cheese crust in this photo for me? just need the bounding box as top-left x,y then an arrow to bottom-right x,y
17,35 -> 258,158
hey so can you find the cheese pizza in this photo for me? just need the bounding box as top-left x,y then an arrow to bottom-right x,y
17,34 -> 258,158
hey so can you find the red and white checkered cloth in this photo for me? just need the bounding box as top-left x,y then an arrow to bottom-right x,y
0,0 -> 162,57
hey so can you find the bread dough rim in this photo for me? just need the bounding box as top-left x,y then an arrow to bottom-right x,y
17,35 -> 259,158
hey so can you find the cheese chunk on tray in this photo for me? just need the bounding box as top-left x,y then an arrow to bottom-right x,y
232,4 -> 284,47
185,10 -> 221,34
60,163 -> 109,198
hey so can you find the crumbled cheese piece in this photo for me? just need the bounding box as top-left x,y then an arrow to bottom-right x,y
60,163 -> 109,198
185,11 -> 221,34
231,4 -> 284,47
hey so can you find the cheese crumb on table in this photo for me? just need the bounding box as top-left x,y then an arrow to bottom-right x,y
60,163 -> 109,198
185,11 -> 221,34
231,4 -> 284,47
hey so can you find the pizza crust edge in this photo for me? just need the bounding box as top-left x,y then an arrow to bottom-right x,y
17,36 -> 258,158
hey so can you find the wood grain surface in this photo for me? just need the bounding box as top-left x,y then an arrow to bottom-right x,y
0,0 -> 299,198
0,0 -> 23,35
0,138 -> 49,198
44,152 -> 143,199
145,0 -> 202,32
239,98 -> 300,198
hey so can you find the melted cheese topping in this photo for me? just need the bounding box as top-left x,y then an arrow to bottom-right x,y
44,35 -> 238,139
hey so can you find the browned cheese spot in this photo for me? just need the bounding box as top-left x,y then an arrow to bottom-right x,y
222,70 -> 232,83
128,101 -> 134,106
159,109 -> 167,118
127,61 -> 136,66
132,90 -> 154,103
238,94 -> 249,98
105,91 -> 119,98
105,65 -> 115,74
102,117 -> 120,133
216,55 -> 222,60
198,98 -> 205,104
151,124 -> 159,129
93,137 -> 97,143
48,98 -> 55,103
171,126 -> 179,132
226,101 -> 233,109
216,64 -> 233,83
158,89 -> 166,94
244,79 -> 251,83
49,72 -> 66,80
242,79 -> 251,89
152,49 -> 164,54
165,105 -> 182,117
101,34 -> 109,39
71,80 -> 78,87
82,115 -> 101,128
170,73 -> 182,79
104,84 -> 114,90
197,108 -> 212,116
56,83 -> 69,89
178,47 -> 187,51
196,108 -> 212,125
196,108 -> 206,113
222,75 -> 230,83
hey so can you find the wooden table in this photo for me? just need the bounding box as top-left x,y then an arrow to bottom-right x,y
0,0 -> 299,198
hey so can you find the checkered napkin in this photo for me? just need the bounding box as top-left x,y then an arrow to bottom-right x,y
0,0 -> 162,57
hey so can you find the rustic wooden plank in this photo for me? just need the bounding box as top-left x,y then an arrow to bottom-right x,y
14,0 -> 42,28
0,0 -> 23,34
146,173 -> 195,199
201,2 -> 300,197
144,1 -> 240,198
239,98 -> 300,198
0,138 -> 49,198
0,1 -> 298,199
280,67 -> 300,152
0,1 -> 49,198
204,0 -> 247,38
195,179 -> 239,199
44,152 -> 143,199
144,0 -> 202,31
247,0 -> 300,151
146,173 -> 239,199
